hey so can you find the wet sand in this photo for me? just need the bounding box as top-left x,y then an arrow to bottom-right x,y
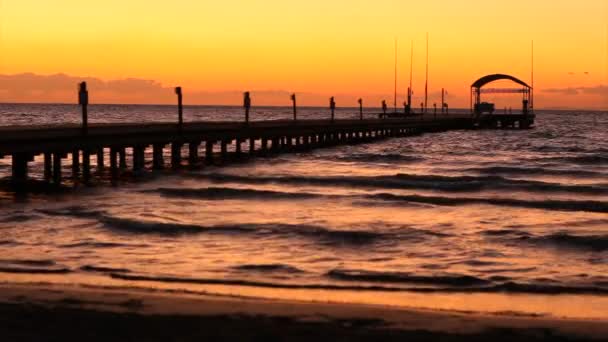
0,283 -> 606,341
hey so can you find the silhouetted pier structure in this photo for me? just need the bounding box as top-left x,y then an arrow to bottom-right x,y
0,75 -> 536,190
471,74 -> 535,129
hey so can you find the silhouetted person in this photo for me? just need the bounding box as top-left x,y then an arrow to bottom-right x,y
382,100 -> 387,115
330,97 -> 336,122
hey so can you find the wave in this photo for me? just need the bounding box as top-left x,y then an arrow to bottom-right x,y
524,233 -> 608,252
464,166 -> 605,178
553,154 -> 608,165
99,215 -> 386,246
107,272 -> 608,295
80,265 -> 132,273
368,193 -> 608,213
0,259 -> 71,274
232,264 -> 305,274
0,213 -> 41,223
485,230 -> 608,252
333,153 -> 422,164
150,185 -> 608,214
326,269 -> 492,287
152,187 -> 320,200
195,173 -> 607,195
60,241 -> 138,249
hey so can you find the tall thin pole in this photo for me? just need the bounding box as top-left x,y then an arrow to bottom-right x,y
531,40 -> 534,114
394,38 -> 398,113
408,41 -> 413,113
424,33 -> 429,114
441,88 -> 445,114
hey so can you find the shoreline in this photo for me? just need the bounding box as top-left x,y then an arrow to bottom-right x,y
1,282 -> 607,341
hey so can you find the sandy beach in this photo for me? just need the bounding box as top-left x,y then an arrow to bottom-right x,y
0,282 -> 606,341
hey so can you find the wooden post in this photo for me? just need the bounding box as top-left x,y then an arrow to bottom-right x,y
79,82 -> 89,135
152,144 -> 164,170
110,148 -> 119,180
82,150 -> 91,183
221,140 -> 228,160
11,153 -> 29,188
205,141 -> 214,164
271,138 -> 279,152
97,148 -> 105,171
71,150 -> 80,177
244,92 -> 251,124
189,142 -> 200,165
119,148 -> 127,169
171,143 -> 182,168
175,87 -> 183,131
44,152 -> 52,181
249,138 -> 256,155
133,146 -> 144,174
261,138 -> 268,152
235,139 -> 242,155
53,153 -> 63,185
291,94 -> 297,121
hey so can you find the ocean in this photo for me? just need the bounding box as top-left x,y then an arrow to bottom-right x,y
0,104 -> 607,318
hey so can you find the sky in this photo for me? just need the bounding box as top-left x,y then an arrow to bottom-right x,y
0,0 -> 607,109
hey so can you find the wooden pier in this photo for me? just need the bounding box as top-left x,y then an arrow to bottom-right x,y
0,113 -> 534,190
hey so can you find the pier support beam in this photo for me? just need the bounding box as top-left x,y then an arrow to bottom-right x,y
44,152 -> 52,181
82,150 -> 91,183
71,150 -> 80,177
133,146 -> 145,174
205,141 -> 214,164
235,139 -> 242,156
221,140 -> 228,161
153,144 -> 164,170
119,148 -> 127,169
261,138 -> 269,153
271,138 -> 279,153
97,148 -> 105,172
171,143 -> 182,168
249,138 -> 256,155
11,153 -> 29,188
52,153 -> 63,185
110,148 -> 119,180
188,142 -> 200,166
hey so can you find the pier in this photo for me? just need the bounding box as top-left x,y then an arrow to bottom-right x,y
0,74 -> 536,190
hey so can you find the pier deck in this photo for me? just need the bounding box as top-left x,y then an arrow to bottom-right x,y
0,113 -> 534,189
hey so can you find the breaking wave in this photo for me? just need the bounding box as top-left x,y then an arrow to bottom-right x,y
464,166 -> 605,178
107,272 -> 608,295
232,264 -> 305,274
194,173 -> 607,195
368,193 -> 608,213
326,269 -> 491,287
0,259 -> 71,274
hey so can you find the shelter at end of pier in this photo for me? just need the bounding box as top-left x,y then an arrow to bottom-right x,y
471,74 -> 533,116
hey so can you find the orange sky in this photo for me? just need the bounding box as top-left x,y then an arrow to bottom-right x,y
0,0 -> 607,109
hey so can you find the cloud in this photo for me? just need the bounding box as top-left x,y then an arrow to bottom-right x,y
0,73 -> 392,106
543,85 -> 608,96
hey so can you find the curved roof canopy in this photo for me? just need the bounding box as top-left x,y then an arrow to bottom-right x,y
471,74 -> 531,89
